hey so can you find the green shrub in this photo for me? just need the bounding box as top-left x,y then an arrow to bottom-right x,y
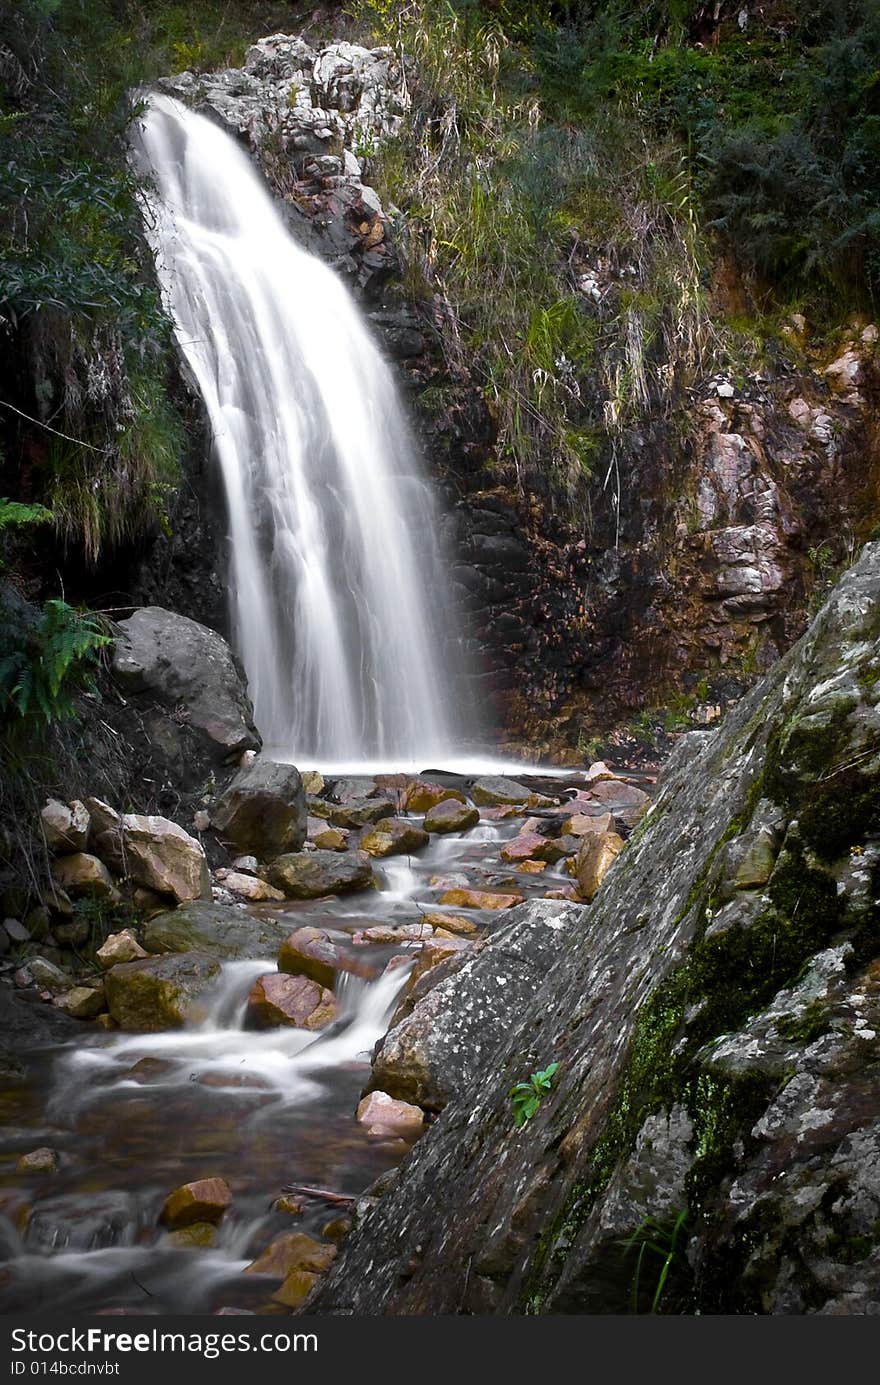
0,598 -> 111,728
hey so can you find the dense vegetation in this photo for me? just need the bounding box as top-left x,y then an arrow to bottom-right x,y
349,0 -> 879,498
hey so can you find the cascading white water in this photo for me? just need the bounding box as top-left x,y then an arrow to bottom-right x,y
133,94 -> 475,762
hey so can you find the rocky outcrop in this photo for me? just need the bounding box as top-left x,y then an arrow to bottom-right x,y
311,541 -> 880,1315
158,36 -> 408,293
111,606 -> 260,763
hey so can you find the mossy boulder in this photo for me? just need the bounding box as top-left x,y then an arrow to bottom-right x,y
267,850 -> 374,899
143,903 -> 289,960
105,952 -> 221,1030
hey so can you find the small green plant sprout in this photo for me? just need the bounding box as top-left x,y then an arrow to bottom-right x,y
509,1062 -> 559,1127
622,1209 -> 689,1313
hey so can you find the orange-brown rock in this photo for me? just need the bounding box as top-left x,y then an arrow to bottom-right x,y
159,1177 -> 232,1229
438,888 -> 524,910
575,831 -> 625,901
402,780 -> 467,813
245,1231 -> 337,1278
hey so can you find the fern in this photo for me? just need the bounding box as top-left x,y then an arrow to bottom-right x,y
0,598 -> 111,726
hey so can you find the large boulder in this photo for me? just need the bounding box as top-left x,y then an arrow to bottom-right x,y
367,901 -> 577,1111
119,815 -> 211,904
423,800 -> 480,834
470,776 -> 531,807
111,606 -> 260,762
211,760 -> 307,859
143,902 -> 290,961
104,952 -> 221,1030
268,850 -> 374,899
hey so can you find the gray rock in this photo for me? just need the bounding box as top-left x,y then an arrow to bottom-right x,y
211,759 -> 306,859
268,850 -> 374,900
111,606 -> 260,762
470,776 -> 531,806
143,903 -> 290,960
309,541 -> 880,1317
368,901 -> 578,1111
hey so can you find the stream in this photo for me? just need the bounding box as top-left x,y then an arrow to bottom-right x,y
0,768 -> 593,1316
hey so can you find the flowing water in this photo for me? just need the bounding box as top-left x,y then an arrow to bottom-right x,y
0,797 -> 591,1315
132,92 -> 476,763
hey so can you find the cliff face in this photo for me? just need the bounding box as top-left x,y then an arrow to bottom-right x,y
141,33 -> 880,756
309,539 -> 880,1314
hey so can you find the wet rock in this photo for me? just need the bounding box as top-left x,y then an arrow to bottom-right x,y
272,1270 -> 320,1308
246,973 -> 336,1030
211,759 -> 307,859
159,1177 -> 232,1229
574,831 -> 625,901
470,776 -> 531,806
360,923 -> 433,943
144,903 -> 289,960
329,798 -> 395,829
105,952 -> 221,1030
437,888 -> 524,910
26,1192 -> 136,1251
368,901 -> 578,1111
356,1091 -> 424,1139
565,812 -> 613,837
423,800 -> 480,834
40,799 -> 90,853
16,1147 -> 58,1175
220,871 -> 286,903
277,926 -> 361,987
168,1221 -> 217,1249
313,826 -> 349,851
54,986 -> 105,1020
500,833 -> 568,864
275,1194 -> 305,1217
402,780 -> 467,812
245,1231 -> 337,1278
50,853 -> 120,903
301,771 -> 324,795
330,777 -> 377,803
112,607 -> 260,761
268,849 -> 374,899
360,818 -> 429,857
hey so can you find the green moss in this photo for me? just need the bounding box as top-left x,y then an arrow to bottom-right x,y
775,1000 -> 834,1044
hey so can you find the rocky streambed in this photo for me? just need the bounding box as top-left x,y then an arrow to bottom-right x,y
0,762 -> 648,1315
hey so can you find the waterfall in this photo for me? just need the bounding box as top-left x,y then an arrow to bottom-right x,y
133,93 -> 475,764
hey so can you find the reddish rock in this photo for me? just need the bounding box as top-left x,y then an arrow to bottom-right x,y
159,1178 -> 232,1229
356,1091 -> 425,1139
51,853 -> 120,903
246,973 -> 336,1030
402,780 -> 467,812
278,925 -> 355,988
